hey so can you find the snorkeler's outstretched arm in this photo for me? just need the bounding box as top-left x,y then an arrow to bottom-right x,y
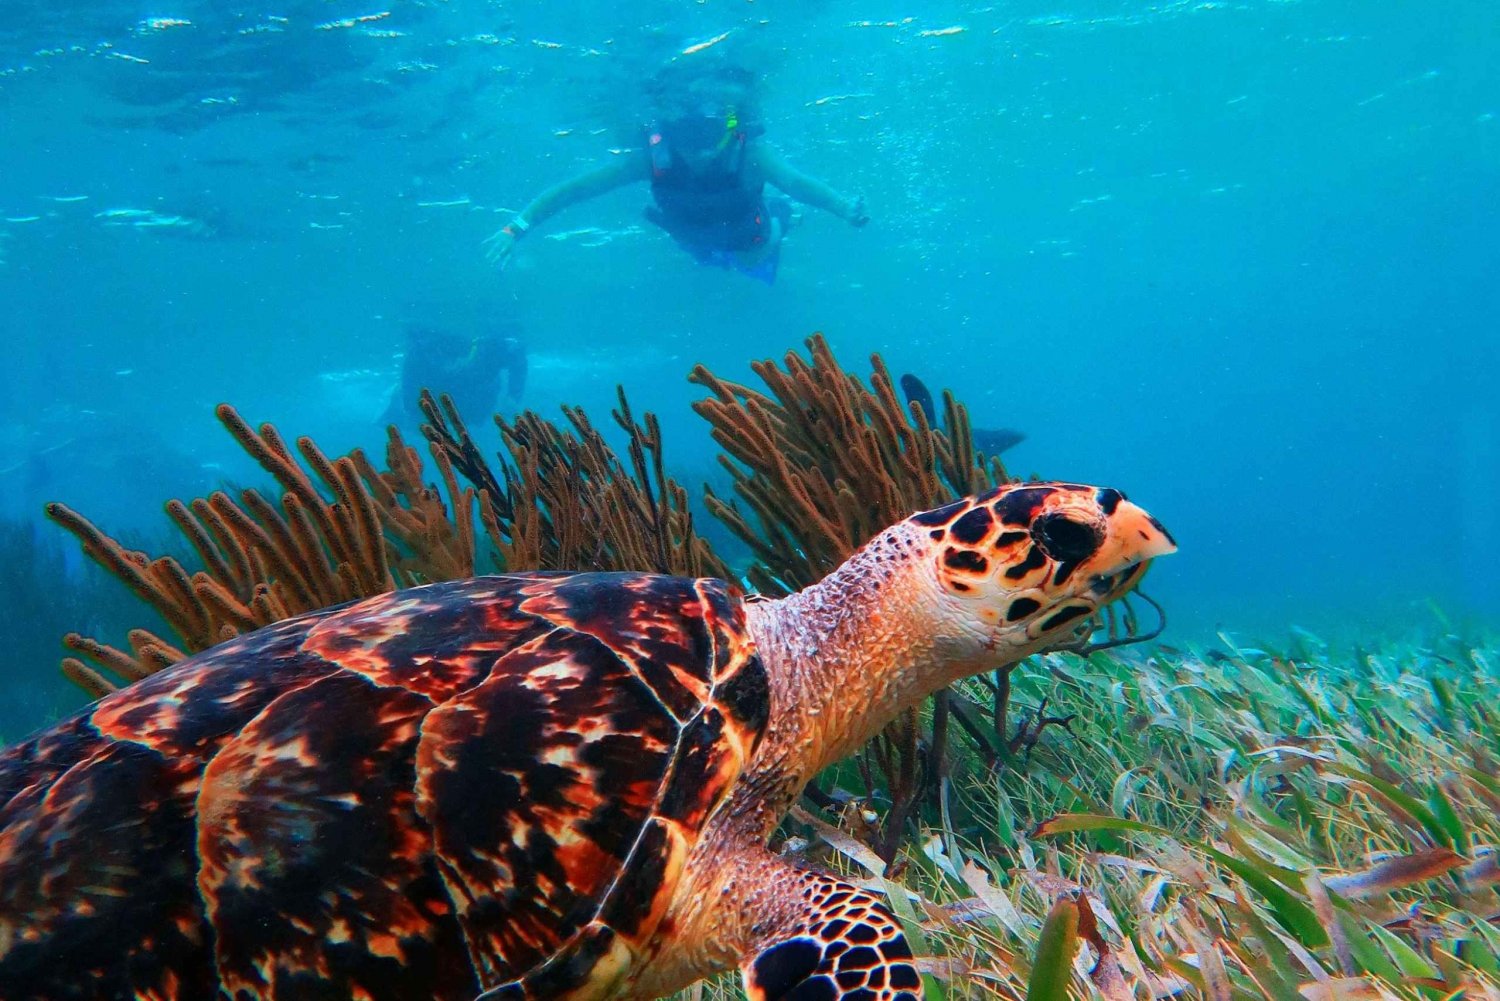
754,145 -> 869,227
485,151 -> 651,267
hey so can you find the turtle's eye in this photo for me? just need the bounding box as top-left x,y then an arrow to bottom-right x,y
1031,514 -> 1102,564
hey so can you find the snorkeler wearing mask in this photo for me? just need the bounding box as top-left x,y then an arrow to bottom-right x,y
485,62 -> 867,284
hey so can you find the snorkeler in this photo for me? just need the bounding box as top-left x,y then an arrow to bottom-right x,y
485,61 -> 868,284
900,374 -> 1026,456
382,322 -> 527,425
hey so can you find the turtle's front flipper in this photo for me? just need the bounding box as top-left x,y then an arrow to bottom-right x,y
740,868 -> 922,1001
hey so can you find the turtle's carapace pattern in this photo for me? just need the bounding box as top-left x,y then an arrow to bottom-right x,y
0,482 -> 1174,1001
0,574 -> 765,1001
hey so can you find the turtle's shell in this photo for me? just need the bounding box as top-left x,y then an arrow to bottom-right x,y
0,571 -> 770,1001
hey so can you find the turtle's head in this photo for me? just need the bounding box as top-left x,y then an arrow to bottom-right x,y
902,482 -> 1176,675
737,480 -> 1175,808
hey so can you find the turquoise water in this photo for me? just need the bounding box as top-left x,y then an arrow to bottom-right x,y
0,1 -> 1495,729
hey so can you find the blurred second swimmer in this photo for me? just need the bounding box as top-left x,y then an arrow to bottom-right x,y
382,321 -> 527,426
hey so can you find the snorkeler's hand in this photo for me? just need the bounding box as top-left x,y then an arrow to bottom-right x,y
484,224 -> 522,269
844,195 -> 869,228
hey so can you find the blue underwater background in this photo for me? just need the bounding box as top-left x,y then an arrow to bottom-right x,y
0,0 -> 1495,734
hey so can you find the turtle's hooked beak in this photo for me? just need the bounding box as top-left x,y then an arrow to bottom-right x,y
1102,498 -> 1177,565
1084,498 -> 1176,602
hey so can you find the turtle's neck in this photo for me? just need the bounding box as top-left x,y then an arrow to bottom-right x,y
721,523 -> 975,841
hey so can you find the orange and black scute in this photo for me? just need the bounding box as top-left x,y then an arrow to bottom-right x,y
0,572 -> 769,1001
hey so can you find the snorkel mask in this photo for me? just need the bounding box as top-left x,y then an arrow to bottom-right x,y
657,105 -> 742,153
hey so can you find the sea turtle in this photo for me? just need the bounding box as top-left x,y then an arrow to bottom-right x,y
0,481 -> 1174,1001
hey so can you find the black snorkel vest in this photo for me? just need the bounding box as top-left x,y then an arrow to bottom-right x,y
645,116 -> 766,243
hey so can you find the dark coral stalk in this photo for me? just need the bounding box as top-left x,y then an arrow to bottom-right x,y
417,388 -> 728,580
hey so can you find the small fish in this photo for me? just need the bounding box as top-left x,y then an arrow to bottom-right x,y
135,17 -> 191,32
315,11 -> 390,31
680,31 -> 731,55
973,427 -> 1026,455
899,374 -> 1026,455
